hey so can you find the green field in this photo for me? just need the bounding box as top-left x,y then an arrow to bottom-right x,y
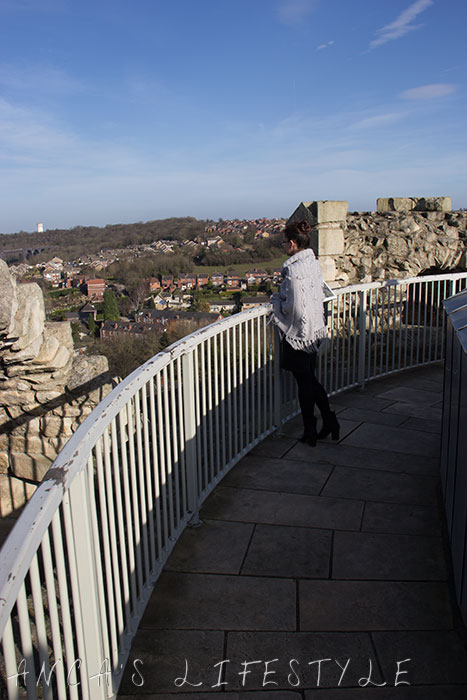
193,255 -> 287,276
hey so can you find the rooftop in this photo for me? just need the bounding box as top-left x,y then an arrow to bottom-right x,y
117,363 -> 467,696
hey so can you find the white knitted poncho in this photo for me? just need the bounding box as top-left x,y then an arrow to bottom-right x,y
272,248 -> 327,352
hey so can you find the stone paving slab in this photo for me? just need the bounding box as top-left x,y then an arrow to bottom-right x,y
373,630 -> 467,686
333,532 -> 447,580
374,387 -> 442,406
140,572 -> 296,631
362,374 -> 444,395
165,519 -> 254,574
321,466 -> 438,506
335,407 -> 407,427
117,364 -> 467,698
284,441 -> 439,475
118,629 -> 224,694
299,581 -> 452,631
341,423 -> 440,458
241,524 -> 332,578
201,486 -> 364,531
399,417 -> 442,434
329,394 -> 396,412
362,501 -> 442,536
223,455 -> 333,496
225,631 -> 377,689
382,401 -> 443,421
250,436 -> 298,459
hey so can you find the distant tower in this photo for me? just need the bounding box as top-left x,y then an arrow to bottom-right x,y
37,223 -> 44,233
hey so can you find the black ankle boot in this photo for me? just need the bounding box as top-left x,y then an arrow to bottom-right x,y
300,417 -> 317,446
317,411 -> 340,440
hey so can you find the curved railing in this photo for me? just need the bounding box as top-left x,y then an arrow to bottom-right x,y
1,272 -> 466,699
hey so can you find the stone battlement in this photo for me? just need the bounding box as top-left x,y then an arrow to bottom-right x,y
288,197 -> 465,284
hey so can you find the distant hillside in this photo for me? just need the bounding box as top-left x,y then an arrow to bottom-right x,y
0,217 -> 209,263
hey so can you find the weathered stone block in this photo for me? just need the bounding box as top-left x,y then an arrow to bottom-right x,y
310,200 -> 348,223
318,256 -> 337,283
41,416 -> 62,438
3,334 -> 43,365
0,259 -> 18,335
9,435 -> 26,452
67,354 -> 110,392
0,389 -> 37,406
312,224 -> 345,256
10,451 -> 52,481
35,390 -> 63,404
9,283 -> 45,350
26,435 -> 43,453
416,196 -> 451,212
0,451 -> 9,474
386,237 -> 409,257
43,438 -> 69,460
0,474 -> 36,517
34,334 -> 60,365
377,198 -> 415,213
62,405 -> 86,417
378,196 -> 452,214
45,321 -> 74,351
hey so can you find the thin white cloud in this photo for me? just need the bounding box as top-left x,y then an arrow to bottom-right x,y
317,40 -> 335,51
369,0 -> 433,49
277,0 -> 316,25
400,83 -> 457,99
350,112 -> 407,129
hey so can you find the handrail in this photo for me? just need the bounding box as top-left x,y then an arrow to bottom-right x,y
1,271 -> 467,699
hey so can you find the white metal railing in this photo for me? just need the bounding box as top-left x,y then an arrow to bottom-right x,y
1,272 -> 466,699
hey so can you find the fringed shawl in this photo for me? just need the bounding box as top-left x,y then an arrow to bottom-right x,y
272,248 -> 327,353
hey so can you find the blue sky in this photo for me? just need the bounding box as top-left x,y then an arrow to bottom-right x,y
0,0 -> 465,232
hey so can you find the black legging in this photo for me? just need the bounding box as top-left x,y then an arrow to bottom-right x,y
291,354 -> 331,434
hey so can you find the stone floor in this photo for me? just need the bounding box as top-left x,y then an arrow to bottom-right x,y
118,363 -> 467,699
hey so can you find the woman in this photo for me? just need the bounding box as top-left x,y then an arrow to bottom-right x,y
272,220 -> 339,446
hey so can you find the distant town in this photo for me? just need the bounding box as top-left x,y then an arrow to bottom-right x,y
2,218 -> 287,374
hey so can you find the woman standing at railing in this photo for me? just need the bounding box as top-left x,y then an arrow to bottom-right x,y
272,219 -> 340,446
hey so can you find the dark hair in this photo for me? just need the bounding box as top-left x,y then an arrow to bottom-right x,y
283,220 -> 311,250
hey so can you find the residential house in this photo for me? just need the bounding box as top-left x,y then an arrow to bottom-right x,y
43,269 -> 62,287
197,273 -> 209,288
100,320 -> 154,340
245,268 -> 267,287
208,300 -> 237,314
241,296 -> 270,310
206,236 -> 222,247
85,278 -> 106,301
161,275 -> 174,291
211,272 -> 224,287
148,277 -> 161,293
46,256 -> 64,270
225,271 -> 241,290
186,273 -> 197,290
78,302 -> 97,323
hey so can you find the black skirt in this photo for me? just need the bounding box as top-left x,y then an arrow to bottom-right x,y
280,338 -> 316,373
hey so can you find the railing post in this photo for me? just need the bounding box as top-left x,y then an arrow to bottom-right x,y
358,289 -> 367,390
182,350 -> 201,526
67,471 -> 109,700
273,326 -> 283,435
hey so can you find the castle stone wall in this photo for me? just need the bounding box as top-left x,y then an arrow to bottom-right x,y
0,260 -> 114,517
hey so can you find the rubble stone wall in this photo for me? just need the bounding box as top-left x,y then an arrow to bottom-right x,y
288,199 -> 466,285
336,209 -> 466,285
0,260 -> 114,517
